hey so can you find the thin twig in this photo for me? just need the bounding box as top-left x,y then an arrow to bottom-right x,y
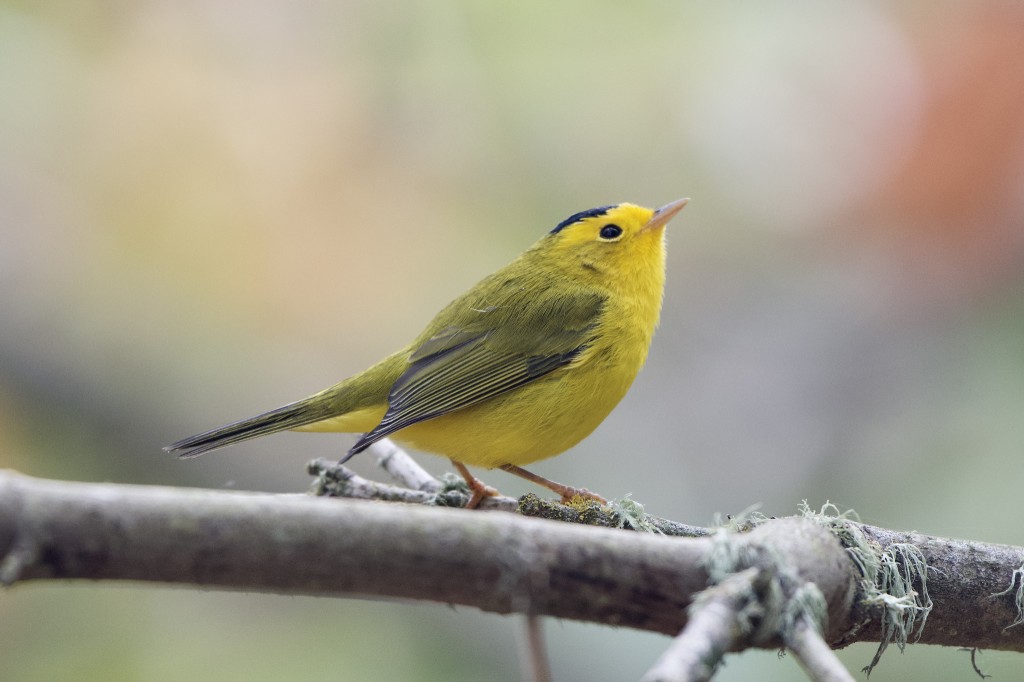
307,460 -> 436,504
641,568 -> 760,682
786,621 -> 856,682
367,438 -> 442,493
519,615 -> 552,682
960,647 -> 992,679
307,458 -> 519,511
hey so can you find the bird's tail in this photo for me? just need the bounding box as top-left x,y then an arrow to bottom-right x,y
164,397 -> 332,459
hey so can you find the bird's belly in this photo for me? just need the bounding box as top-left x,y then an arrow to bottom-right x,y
392,357 -> 638,468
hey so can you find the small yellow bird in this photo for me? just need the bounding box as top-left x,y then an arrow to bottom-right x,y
166,198 -> 688,506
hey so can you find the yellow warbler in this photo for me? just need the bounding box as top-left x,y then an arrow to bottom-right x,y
167,198 -> 688,505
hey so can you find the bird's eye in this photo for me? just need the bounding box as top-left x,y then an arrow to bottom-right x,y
599,224 -> 623,240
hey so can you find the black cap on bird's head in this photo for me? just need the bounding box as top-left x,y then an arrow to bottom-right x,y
550,205 -> 617,234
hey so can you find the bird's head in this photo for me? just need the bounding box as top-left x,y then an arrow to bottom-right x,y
541,198 -> 688,285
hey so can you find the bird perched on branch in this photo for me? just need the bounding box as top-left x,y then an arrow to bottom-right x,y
166,198 -> 688,507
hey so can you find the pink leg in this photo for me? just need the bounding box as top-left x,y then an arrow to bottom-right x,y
499,464 -> 607,504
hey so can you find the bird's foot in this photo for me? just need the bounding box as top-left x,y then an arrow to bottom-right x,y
450,460 -> 500,509
556,486 -> 608,506
466,483 -> 500,510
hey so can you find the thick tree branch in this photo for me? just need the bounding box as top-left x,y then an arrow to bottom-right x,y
835,525 -> 1024,652
314,450 -> 1024,659
1,468 -> 1023,670
0,470 -> 709,633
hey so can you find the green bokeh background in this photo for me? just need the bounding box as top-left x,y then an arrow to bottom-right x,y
2,2 -> 1023,680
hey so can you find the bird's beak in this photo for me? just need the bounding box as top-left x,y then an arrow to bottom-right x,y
643,197 -> 689,233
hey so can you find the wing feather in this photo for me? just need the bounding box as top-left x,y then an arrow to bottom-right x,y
344,288 -> 605,459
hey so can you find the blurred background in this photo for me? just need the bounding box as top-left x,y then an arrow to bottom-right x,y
2,1 -> 1023,680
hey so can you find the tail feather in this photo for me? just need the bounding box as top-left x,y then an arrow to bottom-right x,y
164,398 -> 331,459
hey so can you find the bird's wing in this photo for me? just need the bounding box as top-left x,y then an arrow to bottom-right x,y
344,288 -> 605,458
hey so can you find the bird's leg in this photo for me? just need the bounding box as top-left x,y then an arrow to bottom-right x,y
499,464 -> 607,505
450,460 -> 498,509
